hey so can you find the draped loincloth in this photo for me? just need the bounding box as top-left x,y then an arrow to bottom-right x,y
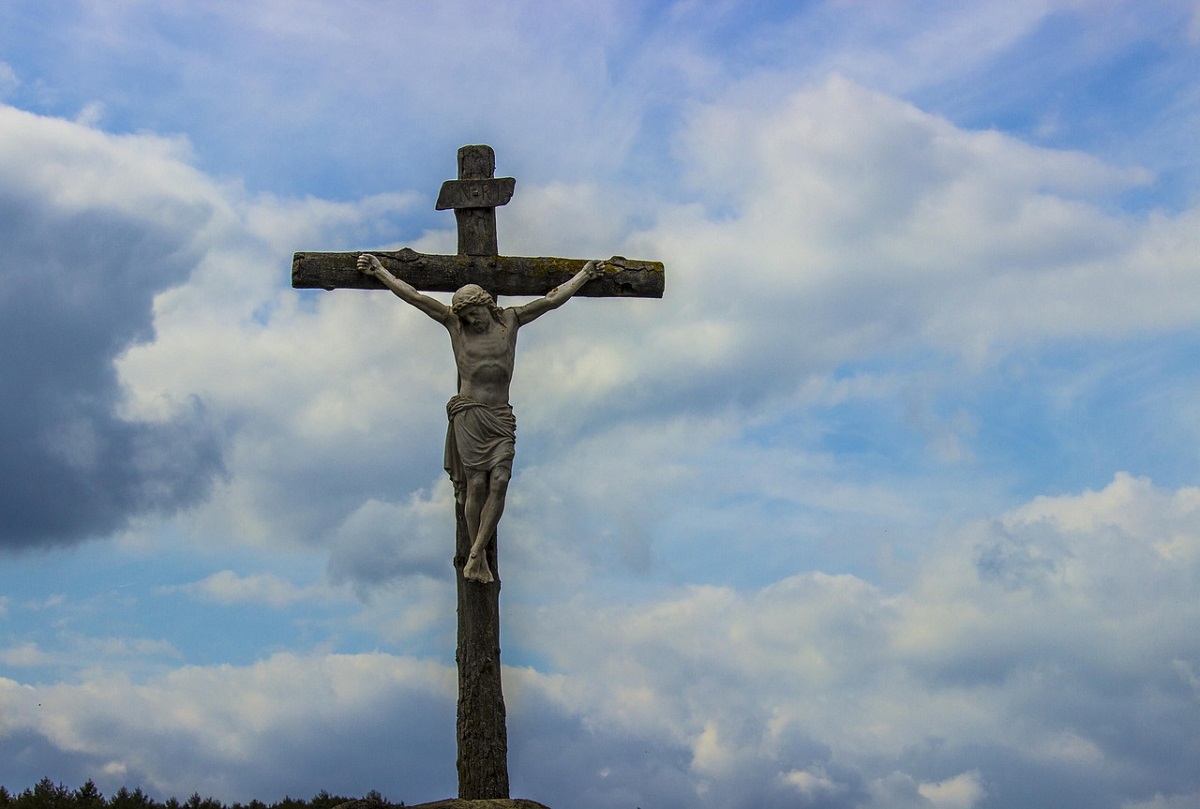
444,394 -> 517,492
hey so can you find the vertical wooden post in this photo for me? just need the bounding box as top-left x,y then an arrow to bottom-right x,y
454,509 -> 509,799
450,143 -> 510,800
454,145 -> 498,257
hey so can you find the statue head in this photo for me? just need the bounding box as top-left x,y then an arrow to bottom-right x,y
452,284 -> 502,327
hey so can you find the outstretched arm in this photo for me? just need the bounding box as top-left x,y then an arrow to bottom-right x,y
513,259 -> 605,325
357,254 -> 452,323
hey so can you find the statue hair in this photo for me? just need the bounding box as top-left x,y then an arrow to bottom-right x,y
451,284 -> 502,320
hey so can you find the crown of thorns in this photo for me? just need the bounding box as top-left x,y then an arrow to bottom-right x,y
451,284 -> 497,314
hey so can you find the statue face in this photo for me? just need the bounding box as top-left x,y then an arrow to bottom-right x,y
459,304 -> 491,332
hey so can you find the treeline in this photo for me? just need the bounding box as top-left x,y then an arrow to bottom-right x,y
0,779 -> 401,809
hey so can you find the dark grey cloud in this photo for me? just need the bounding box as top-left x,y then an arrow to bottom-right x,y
0,132 -> 224,550
0,729 -> 100,796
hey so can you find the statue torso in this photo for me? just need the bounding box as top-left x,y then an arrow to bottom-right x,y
449,308 -> 519,406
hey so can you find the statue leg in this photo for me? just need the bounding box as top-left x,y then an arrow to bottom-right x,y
463,466 -> 511,584
463,470 -> 487,551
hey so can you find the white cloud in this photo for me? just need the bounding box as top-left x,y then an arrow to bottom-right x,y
1008,471 -> 1200,541
495,472 -> 1200,806
160,570 -> 331,608
85,636 -> 181,658
0,642 -> 53,667
780,765 -> 847,801
0,61 -> 17,97
0,105 -> 203,219
74,100 -> 104,127
1125,793 -> 1200,809
0,652 -> 458,802
664,76 -> 1187,366
0,632 -> 182,677
918,770 -> 986,809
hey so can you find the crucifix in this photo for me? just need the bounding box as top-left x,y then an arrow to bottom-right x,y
293,145 -> 664,801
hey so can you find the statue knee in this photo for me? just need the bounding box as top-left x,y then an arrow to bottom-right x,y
489,466 -> 511,492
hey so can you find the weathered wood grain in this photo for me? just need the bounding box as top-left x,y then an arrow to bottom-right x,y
292,248 -> 665,298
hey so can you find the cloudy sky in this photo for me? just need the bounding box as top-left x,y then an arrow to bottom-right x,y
3,2 -> 1200,808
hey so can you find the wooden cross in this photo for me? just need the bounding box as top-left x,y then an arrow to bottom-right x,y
292,145 -> 664,801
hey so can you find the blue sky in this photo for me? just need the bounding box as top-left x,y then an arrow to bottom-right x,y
3,2 -> 1200,808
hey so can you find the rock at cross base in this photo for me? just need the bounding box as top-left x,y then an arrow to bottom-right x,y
408,796 -> 549,801
333,800 -> 551,809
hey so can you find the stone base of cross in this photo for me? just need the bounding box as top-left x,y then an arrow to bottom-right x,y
293,145 -> 663,800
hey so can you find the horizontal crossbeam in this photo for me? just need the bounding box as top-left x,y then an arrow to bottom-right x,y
292,247 -> 665,298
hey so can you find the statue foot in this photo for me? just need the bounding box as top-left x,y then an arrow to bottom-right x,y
463,552 -> 494,584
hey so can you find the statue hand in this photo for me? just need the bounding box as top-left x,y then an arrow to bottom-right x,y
583,260 -> 604,280
357,254 -> 382,276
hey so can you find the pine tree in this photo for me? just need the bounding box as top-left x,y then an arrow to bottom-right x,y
22,778 -> 73,809
74,781 -> 104,809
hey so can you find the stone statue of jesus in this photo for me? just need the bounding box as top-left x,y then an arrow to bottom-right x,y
357,253 -> 604,583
